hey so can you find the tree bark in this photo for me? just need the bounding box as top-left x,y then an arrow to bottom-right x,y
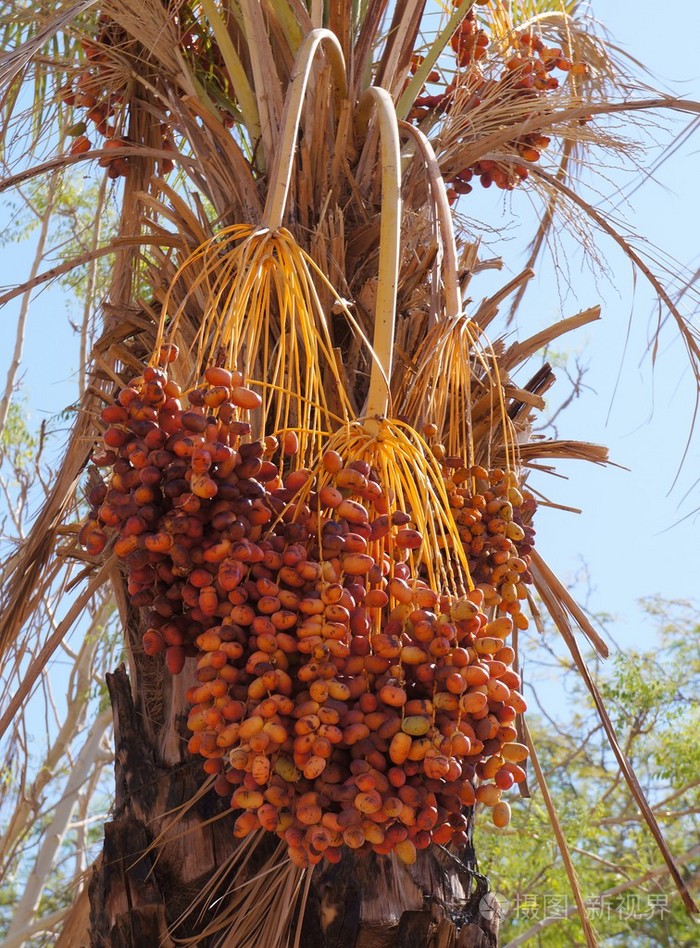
89,663 -> 498,947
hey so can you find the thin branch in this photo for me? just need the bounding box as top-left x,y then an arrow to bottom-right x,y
0,233 -> 182,310
0,157 -> 61,441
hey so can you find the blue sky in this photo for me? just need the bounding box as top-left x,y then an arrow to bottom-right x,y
1,0 -> 698,664
461,0 -> 700,656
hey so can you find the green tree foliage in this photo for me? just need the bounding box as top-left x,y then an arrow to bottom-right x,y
478,599 -> 700,945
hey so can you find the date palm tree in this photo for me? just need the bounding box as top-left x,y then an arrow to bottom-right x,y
0,2 -> 698,946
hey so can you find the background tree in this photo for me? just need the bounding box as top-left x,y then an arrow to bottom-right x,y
0,2 -> 698,946
480,597 -> 700,947
0,403 -> 119,948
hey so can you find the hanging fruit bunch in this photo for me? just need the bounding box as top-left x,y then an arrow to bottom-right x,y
443,460 -> 536,628
74,27 -> 542,871
409,5 -> 590,195
5,1 -> 690,936
79,342 -> 534,868
62,16 -> 134,176
62,5 -> 235,177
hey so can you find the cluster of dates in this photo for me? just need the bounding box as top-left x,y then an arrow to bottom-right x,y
81,349 -> 533,867
62,7 -> 235,175
410,5 -> 590,194
440,456 -> 537,631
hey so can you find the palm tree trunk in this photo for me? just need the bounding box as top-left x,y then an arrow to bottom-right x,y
89,664 -> 498,947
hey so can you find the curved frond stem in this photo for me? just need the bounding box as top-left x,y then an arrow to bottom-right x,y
356,87 -> 402,433
263,28 -> 348,231
399,120 -> 461,320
